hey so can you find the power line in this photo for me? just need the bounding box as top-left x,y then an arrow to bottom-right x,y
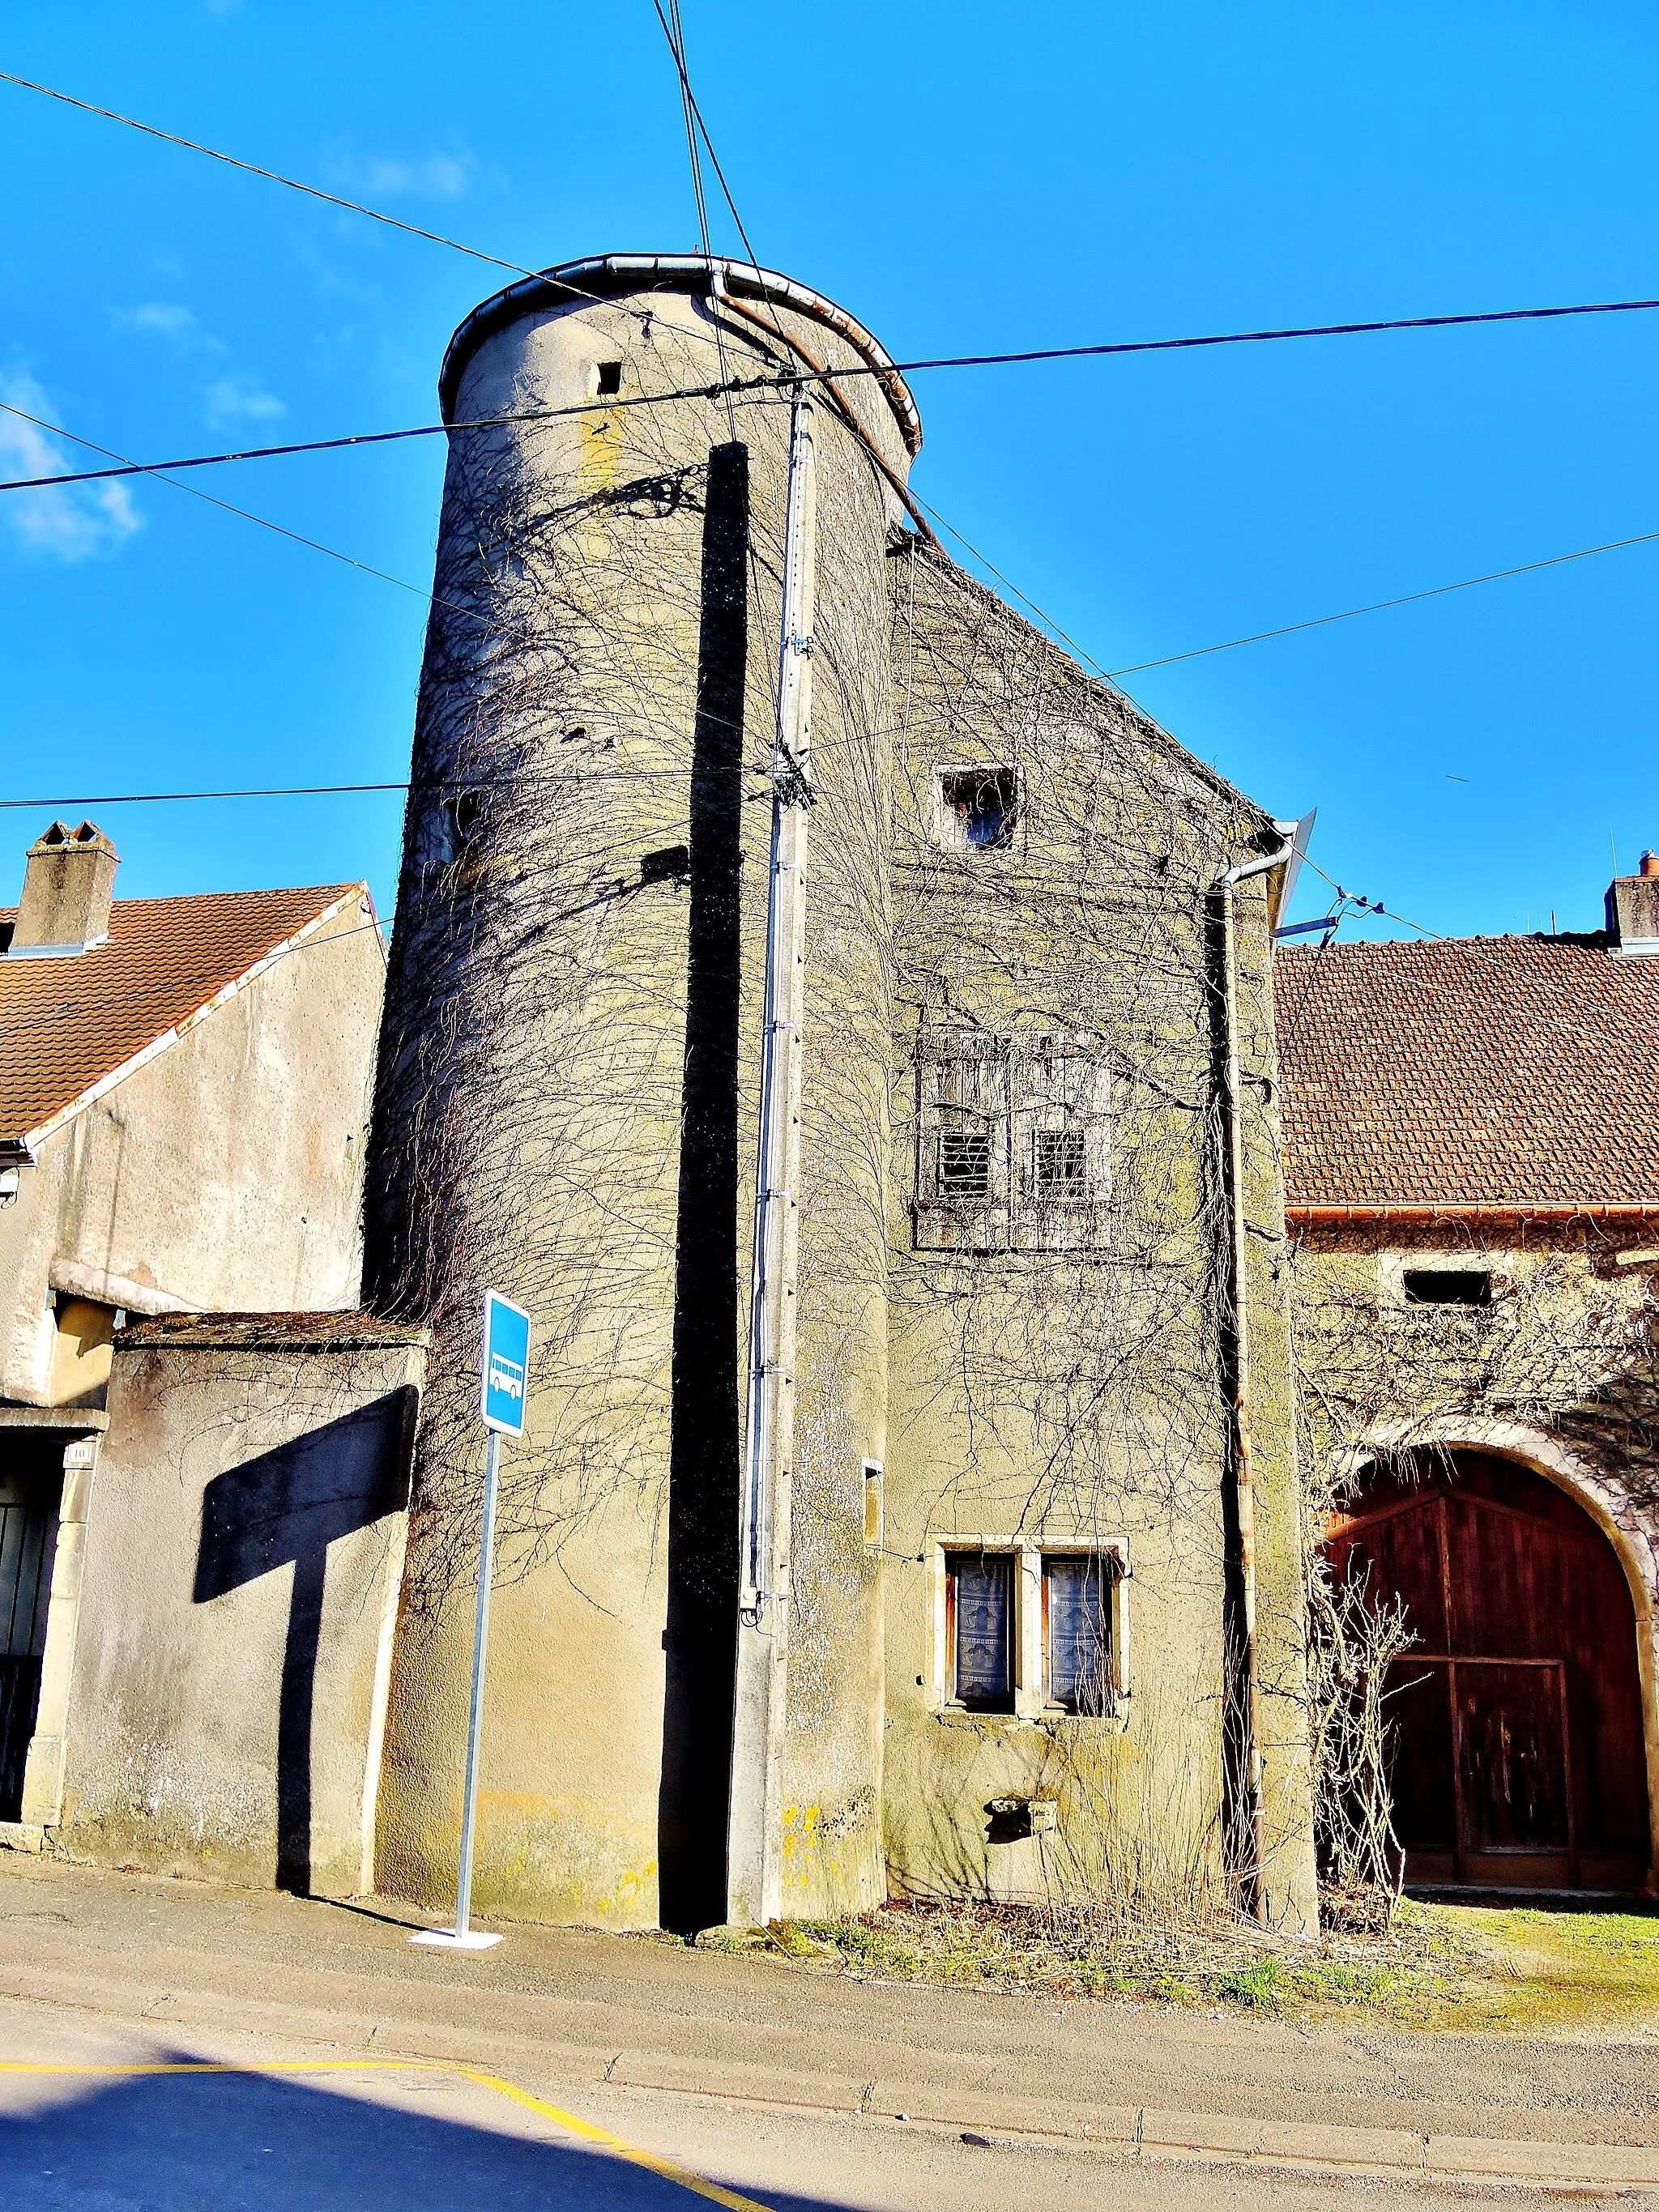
1297,854 -> 1442,941
0,69 -> 721,366
15,69 -> 1658,385
0,784 -> 411,811
650,0 -> 778,324
880,296 -> 1659,373
655,1 -> 736,433
14,277 -> 1659,499
0,399 -> 450,610
0,381 -> 776,493
1107,524 -> 1659,676
0,69 -> 540,279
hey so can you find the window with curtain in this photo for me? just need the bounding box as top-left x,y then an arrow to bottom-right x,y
1044,1554 -> 1114,1715
946,1550 -> 1014,1711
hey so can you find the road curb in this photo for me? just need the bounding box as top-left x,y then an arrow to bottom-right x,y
4,1953 -> 1657,2195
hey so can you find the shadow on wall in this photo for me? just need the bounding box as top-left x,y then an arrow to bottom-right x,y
0,2058 -> 860,2211
193,1392 -> 416,1895
658,438 -> 750,1937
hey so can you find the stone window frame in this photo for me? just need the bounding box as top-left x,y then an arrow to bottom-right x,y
928,1535 -> 1131,1724
913,1030 -> 1112,1253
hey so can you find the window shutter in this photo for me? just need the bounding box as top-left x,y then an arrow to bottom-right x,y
915,1032 -> 1011,1250
1011,1036 -> 1111,1251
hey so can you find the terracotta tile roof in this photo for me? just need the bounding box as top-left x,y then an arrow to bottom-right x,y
1276,935 -> 1659,1209
0,884 -> 365,1147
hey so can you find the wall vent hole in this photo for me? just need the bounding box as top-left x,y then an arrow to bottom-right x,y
445,791 -> 484,849
1403,1268 -> 1492,1306
940,766 -> 1017,851
596,361 -> 623,396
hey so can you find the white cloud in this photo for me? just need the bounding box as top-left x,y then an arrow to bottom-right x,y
348,149 -> 475,202
115,301 -> 224,354
202,375 -> 287,428
0,378 -> 141,564
117,305 -> 285,430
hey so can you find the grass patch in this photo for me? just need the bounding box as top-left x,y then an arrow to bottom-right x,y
748,1894 -> 1659,2031
1210,1957 -> 1286,2010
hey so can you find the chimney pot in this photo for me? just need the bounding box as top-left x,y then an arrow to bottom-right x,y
10,819 -> 120,955
1642,850 -> 1659,879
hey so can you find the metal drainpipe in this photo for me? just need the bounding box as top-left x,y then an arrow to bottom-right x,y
1212,830 -> 1290,1923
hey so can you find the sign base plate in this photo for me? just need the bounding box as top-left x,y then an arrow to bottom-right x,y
409,1928 -> 503,1951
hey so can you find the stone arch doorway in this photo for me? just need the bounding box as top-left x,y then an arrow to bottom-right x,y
1325,1450 -> 1653,1892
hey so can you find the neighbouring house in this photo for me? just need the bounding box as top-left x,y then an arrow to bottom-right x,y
0,819 -> 404,1878
1281,853 -> 1659,1894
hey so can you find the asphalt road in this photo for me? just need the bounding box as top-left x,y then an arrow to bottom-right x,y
0,1996 -> 1639,2212
4,1855 -> 1659,2207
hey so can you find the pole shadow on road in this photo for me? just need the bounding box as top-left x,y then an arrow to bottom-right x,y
0,2057 -> 851,2212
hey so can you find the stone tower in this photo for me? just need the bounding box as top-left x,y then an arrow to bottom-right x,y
365,257 -> 919,1930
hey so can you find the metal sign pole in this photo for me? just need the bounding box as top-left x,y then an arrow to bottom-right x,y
413,1288 -> 528,1951
453,1425 -> 501,1940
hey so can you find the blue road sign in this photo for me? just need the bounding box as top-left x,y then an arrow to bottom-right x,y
480,1291 -> 531,1436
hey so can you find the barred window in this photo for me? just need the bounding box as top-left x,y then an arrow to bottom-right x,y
915,1031 -> 1110,1251
938,1130 -> 992,1197
1032,1127 -> 1087,1200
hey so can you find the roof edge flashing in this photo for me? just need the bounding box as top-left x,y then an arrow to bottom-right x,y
438,253 -> 923,457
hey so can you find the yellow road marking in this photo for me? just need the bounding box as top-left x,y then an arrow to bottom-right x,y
0,2057 -> 781,2212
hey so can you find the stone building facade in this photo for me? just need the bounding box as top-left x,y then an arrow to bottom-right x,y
363,256 -> 1318,1934
1281,863 -> 1659,1891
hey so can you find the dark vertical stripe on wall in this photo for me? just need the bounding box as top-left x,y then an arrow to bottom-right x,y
659,441 -> 749,1934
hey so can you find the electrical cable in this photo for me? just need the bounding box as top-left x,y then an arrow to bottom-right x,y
0,69 -> 544,279
875,298 -> 1659,373
648,0 -> 783,340
656,0 -> 737,434
0,68 -> 723,363
19,269 -> 1659,494
12,389 -> 1659,706
911,493 -> 1124,691
0,379 -> 795,494
1107,526 -> 1659,676
0,399 -> 458,613
1295,855 -> 1441,941
0,784 -> 411,811
14,68 -> 1659,383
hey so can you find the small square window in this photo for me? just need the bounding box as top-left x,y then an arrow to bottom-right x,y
938,1129 -> 992,1197
946,1550 -> 1014,1711
1032,1127 -> 1087,1200
1403,1268 -> 1491,1306
595,360 -> 623,395
1044,1554 -> 1114,1715
936,765 -> 1018,854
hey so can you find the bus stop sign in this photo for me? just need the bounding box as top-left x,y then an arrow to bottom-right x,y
480,1291 -> 531,1436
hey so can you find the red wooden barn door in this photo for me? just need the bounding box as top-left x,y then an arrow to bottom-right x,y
1325,1452 -> 1652,1892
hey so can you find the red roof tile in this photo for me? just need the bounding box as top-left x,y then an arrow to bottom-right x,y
0,885 -> 365,1146
1276,936 -> 1659,1208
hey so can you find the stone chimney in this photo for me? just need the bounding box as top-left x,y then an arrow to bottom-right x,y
10,820 -> 120,954
1607,849 -> 1659,957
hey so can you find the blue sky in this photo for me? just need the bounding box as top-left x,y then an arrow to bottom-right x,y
2,1 -> 1657,936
